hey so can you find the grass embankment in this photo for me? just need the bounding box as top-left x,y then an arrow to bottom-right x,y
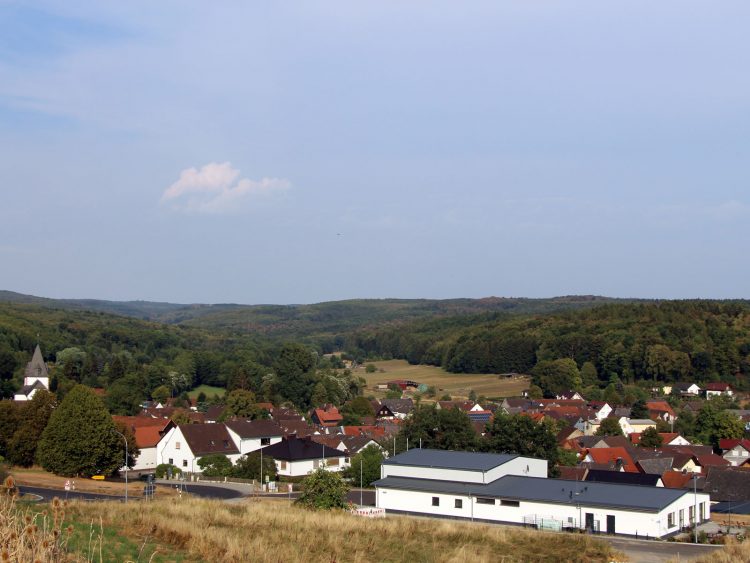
64,497 -> 617,562
361,359 -> 529,400
691,539 -> 750,563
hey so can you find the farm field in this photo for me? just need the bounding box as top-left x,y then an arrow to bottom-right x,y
187,384 -> 225,400
359,359 -> 529,400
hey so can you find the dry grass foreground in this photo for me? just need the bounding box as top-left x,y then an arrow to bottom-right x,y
361,359 -> 529,400
65,497 -> 617,563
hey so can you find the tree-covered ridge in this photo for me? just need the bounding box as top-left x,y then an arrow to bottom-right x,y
0,290 -> 641,344
345,301 -> 750,389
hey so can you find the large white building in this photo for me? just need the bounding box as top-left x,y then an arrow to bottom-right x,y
374,449 -> 710,538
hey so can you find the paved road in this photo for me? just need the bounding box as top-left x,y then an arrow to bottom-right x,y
19,483 -> 242,502
605,537 -> 721,563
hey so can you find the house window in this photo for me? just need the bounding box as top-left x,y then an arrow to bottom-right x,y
500,500 -> 520,507
223,440 -> 230,449
182,459 -> 188,468
168,458 -> 174,465
313,459 -> 320,469
261,437 -> 271,446
345,458 -> 350,463
328,458 -> 340,466
476,498 -> 495,505
432,497 -> 440,506
175,441 -> 181,450
455,499 -> 463,509
689,506 -> 695,523
667,512 -> 675,527
280,461 -> 287,470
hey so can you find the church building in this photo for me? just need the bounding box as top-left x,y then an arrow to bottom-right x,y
14,345 -> 51,401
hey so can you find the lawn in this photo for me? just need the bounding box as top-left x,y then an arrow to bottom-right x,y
12,467 -> 178,498
359,359 -> 529,400
187,384 -> 225,400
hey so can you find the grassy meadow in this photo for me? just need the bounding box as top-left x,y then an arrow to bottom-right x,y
187,385 -> 225,400
60,497 -> 618,563
360,359 -> 529,400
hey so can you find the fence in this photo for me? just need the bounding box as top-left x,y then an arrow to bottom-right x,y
351,507 -> 386,519
523,515 -> 580,532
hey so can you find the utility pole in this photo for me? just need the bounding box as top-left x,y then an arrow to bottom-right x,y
360,456 -> 363,507
693,474 -> 698,543
260,446 -> 263,493
112,428 -> 128,504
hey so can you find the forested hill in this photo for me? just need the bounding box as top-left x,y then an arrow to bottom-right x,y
343,301 -> 750,391
0,291 -> 637,342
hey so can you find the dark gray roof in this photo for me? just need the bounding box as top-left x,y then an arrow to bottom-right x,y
260,436 -> 347,461
24,345 -> 49,380
179,423 -> 240,456
225,419 -> 284,439
584,469 -> 662,487
373,474 -> 690,512
382,448 -> 519,472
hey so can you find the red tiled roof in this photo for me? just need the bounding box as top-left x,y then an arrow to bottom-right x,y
704,382 -> 732,391
695,454 -> 731,469
719,438 -> 750,451
661,470 -> 693,489
342,425 -> 386,437
133,426 -> 164,448
313,407 -> 343,426
586,447 -> 638,473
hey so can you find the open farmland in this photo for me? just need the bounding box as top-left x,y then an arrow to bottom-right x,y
359,359 -> 529,400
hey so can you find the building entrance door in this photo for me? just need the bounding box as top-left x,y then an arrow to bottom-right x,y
606,515 -> 616,535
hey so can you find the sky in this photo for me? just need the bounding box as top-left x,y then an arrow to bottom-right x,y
1,1 -> 748,304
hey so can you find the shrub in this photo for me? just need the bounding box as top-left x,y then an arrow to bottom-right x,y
197,454 -> 232,477
155,463 -> 182,479
295,469 -> 350,510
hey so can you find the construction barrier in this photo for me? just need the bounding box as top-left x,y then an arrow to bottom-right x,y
351,507 -> 386,518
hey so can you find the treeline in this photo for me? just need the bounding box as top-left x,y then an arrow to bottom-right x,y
0,304 -> 362,413
344,301 -> 750,390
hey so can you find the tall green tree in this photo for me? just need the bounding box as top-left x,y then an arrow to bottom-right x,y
532,358 -> 581,396
37,385 -> 129,477
630,399 -> 649,419
483,413 -> 560,470
341,396 -> 375,426
639,427 -> 663,448
397,405 -> 478,452
232,450 -> 278,481
342,444 -> 385,488
595,417 -> 624,437
274,344 -> 317,408
5,391 -> 56,467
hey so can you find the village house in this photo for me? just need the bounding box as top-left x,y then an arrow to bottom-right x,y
719,438 -> 750,467
113,415 -> 174,473
13,345 -> 50,401
618,417 -> 656,436
704,382 -> 733,399
672,383 -> 701,397
157,423 -> 241,473
374,449 -> 709,538
260,435 -> 349,477
310,405 -> 344,427
224,419 -> 284,455
646,400 -> 677,424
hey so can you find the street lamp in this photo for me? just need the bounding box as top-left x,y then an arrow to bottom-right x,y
112,428 -> 128,504
693,473 -> 698,543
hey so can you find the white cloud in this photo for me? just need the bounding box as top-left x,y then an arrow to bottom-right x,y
161,162 -> 290,214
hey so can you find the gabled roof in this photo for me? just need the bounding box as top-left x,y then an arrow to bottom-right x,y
312,407 -> 343,426
673,382 -> 700,392
703,467 -> 750,501
695,454 -> 731,468
260,436 -> 347,461
380,399 -> 414,414
24,345 -> 49,380
661,470 -> 694,489
383,448 -> 519,472
178,424 -> 239,456
719,438 -> 750,452
585,447 -> 638,473
704,382 -> 732,392
225,419 -> 284,439
637,457 -> 675,475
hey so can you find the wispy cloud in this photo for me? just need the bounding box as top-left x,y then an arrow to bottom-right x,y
161,162 -> 290,214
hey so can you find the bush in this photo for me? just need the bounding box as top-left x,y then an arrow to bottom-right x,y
155,463 -> 182,479
197,454 -> 232,477
295,469 -> 350,510
232,451 -> 277,481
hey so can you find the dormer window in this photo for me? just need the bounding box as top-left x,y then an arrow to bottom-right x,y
223,440 -> 230,448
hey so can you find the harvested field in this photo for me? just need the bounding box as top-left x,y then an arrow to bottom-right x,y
360,359 -> 529,400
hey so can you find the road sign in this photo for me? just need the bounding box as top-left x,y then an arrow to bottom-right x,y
92,475 -> 105,480
64,480 -> 71,491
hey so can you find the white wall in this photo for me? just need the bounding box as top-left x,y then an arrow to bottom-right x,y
275,457 -> 350,477
225,428 -> 282,456
382,456 -> 546,484
130,447 -> 157,472
376,487 -> 711,539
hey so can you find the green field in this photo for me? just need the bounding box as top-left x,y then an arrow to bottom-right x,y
360,359 -> 529,400
187,385 -> 225,399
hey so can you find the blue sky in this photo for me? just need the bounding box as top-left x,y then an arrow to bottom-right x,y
1,1 -> 748,304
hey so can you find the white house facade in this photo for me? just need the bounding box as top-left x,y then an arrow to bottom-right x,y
157,424 -> 241,473
374,449 -> 710,539
259,436 -> 349,477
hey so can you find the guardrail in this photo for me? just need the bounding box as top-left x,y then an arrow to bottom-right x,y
351,507 -> 386,518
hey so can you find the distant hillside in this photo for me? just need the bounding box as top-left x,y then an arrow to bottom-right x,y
0,291 -> 639,342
